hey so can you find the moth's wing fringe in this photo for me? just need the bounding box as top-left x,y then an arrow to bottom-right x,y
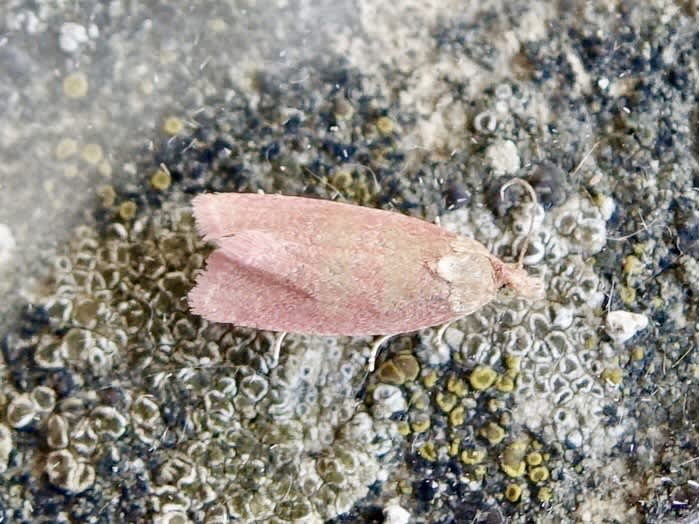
192,193 -> 227,242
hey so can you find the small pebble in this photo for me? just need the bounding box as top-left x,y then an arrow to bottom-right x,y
384,499 -> 411,524
606,310 -> 649,344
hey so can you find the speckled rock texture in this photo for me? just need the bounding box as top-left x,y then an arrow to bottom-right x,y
1,1 -> 699,522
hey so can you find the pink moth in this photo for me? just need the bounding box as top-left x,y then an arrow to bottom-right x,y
188,180 -> 544,369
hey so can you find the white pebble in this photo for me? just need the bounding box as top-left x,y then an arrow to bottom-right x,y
384,499 -> 411,524
0,223 -> 15,266
59,23 -> 89,53
485,139 -> 520,175
606,310 -> 648,344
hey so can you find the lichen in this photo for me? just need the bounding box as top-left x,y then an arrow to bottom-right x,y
1,206 -> 399,521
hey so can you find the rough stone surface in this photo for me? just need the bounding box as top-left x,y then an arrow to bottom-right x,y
2,1 -> 699,522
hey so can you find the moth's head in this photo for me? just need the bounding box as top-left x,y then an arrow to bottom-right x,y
499,262 -> 545,301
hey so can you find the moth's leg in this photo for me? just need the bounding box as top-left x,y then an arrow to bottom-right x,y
435,321 -> 453,347
269,331 -> 287,368
368,334 -> 393,372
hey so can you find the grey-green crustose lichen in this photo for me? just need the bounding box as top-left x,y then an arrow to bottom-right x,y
0,203 -> 399,523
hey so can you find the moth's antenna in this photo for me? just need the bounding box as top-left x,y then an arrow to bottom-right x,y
500,178 -> 538,268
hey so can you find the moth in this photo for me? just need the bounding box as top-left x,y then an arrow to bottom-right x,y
188,180 -> 544,369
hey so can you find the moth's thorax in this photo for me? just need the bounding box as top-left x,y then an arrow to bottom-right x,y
435,237 -> 498,315
435,236 -> 544,315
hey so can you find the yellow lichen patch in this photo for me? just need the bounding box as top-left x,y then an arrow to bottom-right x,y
422,370 -> 438,389
97,185 -> 116,208
487,398 -> 502,413
460,448 -> 486,465
469,365 -> 498,390
375,116 -> 394,135
526,452 -> 543,466
618,285 -> 636,305
630,346 -> 644,361
479,422 -> 505,445
504,355 -> 520,371
501,441 -> 528,477
583,332 -> 598,350
409,391 -> 429,411
328,170 -> 373,204
62,72 -> 89,98
623,255 -> 643,275
398,479 -> 412,495
601,367 -> 622,385
529,465 -> 549,483
537,486 -> 553,503
118,201 -> 137,220
448,406 -> 464,426
411,416 -> 430,434
55,138 -> 78,160
501,460 -> 526,478
504,484 -> 523,502
162,116 -> 184,136
150,169 -> 172,191
81,143 -> 104,166
473,465 -> 487,478
448,438 -> 460,457
396,421 -> 411,436
502,440 -> 527,462
499,412 -> 512,427
330,171 -> 351,189
447,375 -> 468,397
495,374 -> 515,393
435,392 -> 457,413
418,442 -> 437,461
